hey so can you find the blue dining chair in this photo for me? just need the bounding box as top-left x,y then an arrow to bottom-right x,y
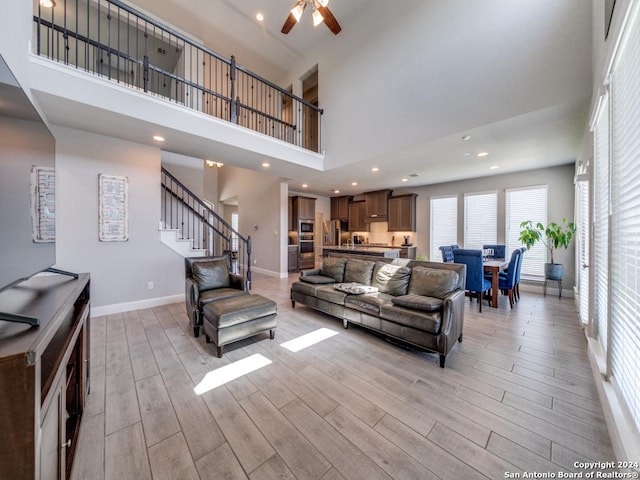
482,244 -> 506,259
439,244 -> 459,263
497,246 -> 527,302
453,248 -> 492,312
498,248 -> 522,308
513,247 -> 526,301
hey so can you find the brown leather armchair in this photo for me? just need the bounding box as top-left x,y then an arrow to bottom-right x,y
185,256 -> 248,337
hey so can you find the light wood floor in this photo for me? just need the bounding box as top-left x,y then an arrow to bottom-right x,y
71,273 -> 615,480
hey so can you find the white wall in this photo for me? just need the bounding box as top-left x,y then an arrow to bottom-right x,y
218,166 -> 287,277
54,126 -> 184,311
278,0 -> 592,171
396,164 -> 576,287
0,0 -> 33,92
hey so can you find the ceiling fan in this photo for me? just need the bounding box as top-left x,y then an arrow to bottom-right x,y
281,0 -> 342,35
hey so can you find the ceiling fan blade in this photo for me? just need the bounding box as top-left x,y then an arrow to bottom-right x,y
318,5 -> 341,35
281,12 -> 297,34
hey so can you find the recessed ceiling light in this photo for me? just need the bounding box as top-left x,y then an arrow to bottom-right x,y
401,178 -> 408,182
256,12 -> 264,22
490,165 -> 500,170
262,162 -> 270,167
153,135 -> 165,142
302,183 -> 308,188
461,135 -> 471,141
351,182 -> 358,186
477,152 -> 489,157
463,152 -> 471,156
334,189 -> 340,194
371,167 -> 379,172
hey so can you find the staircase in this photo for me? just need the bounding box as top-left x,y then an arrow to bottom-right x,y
160,167 -> 252,283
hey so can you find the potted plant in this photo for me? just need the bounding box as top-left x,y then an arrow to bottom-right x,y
519,218 -> 576,280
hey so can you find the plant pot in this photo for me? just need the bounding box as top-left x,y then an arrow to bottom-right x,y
544,263 -> 564,281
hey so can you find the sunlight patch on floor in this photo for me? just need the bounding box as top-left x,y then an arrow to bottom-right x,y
193,353 -> 272,395
280,327 -> 339,352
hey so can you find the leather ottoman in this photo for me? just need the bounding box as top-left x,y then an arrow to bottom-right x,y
202,294 -> 277,357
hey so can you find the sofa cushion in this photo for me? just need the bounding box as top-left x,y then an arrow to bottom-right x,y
316,286 -> 349,305
372,262 -> 412,296
391,294 -> 443,312
333,283 -> 379,295
407,267 -> 459,299
345,292 -> 394,315
380,303 -> 442,334
320,257 -> 347,282
299,275 -> 336,285
192,259 -> 230,291
291,281 -> 321,297
343,259 -> 376,285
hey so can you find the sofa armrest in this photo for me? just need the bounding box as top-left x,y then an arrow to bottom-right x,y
229,273 -> 249,291
185,277 -> 200,326
439,289 -> 465,354
300,268 -> 321,277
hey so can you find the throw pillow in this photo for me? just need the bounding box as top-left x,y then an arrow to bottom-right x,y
334,283 -> 379,294
408,267 -> 459,299
343,259 -> 376,285
320,257 -> 347,282
372,262 -> 411,295
392,294 -> 443,312
192,259 -> 230,291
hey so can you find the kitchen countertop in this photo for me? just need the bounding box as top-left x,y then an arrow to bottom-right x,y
323,246 -> 401,258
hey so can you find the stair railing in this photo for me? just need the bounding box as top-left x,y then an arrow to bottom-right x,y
161,167 -> 251,284
33,0 -> 323,152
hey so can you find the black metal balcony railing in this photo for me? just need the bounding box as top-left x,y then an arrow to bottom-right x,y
34,0 -> 323,152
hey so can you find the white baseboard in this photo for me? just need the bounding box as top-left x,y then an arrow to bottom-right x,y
251,266 -> 288,279
519,281 -> 574,298
91,293 -> 185,317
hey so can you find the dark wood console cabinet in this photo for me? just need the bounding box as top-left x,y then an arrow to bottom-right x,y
0,273 -> 90,480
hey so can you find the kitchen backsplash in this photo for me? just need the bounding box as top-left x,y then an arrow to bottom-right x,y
351,222 -> 417,246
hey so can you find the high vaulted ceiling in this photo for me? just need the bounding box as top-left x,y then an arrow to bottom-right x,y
69,1 -> 594,195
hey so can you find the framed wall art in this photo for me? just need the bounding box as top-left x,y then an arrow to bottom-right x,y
98,173 -> 129,242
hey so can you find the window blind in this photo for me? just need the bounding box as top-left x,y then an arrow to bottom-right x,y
576,178 -> 590,325
505,186 -> 547,277
430,196 -> 458,261
231,212 -> 239,251
464,192 -> 497,250
609,4 -> 640,431
593,94 -> 610,352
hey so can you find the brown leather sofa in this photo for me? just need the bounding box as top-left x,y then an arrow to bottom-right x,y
185,256 -> 248,337
290,255 -> 466,367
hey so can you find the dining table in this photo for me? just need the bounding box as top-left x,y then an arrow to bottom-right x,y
483,258 -> 509,308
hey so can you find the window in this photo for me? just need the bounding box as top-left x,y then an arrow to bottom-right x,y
231,212 -> 239,251
464,192 -> 497,250
609,3 -> 640,431
592,93 -> 609,352
575,175 -> 590,325
505,186 -> 547,277
430,196 -> 457,261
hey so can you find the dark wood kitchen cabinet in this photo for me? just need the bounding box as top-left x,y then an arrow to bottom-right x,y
388,193 -> 417,231
348,201 -> 368,232
292,196 -> 316,221
364,189 -> 392,222
330,196 -> 352,221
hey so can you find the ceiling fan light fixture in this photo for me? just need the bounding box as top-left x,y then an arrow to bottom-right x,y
291,3 -> 305,23
312,8 -> 324,27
